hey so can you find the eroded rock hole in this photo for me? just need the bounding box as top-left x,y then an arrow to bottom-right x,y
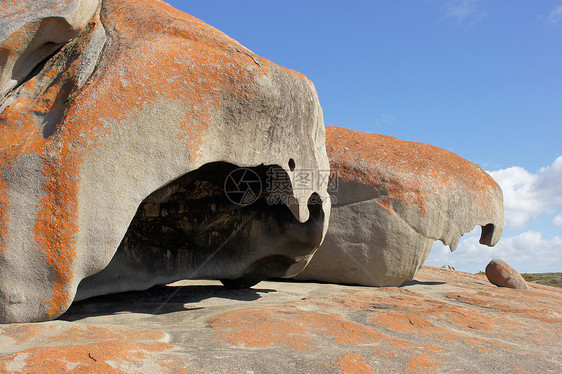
479,223 -> 495,246
288,158 -> 295,171
76,162 -> 325,298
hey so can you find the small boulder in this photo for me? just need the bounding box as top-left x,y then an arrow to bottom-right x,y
485,258 -> 529,290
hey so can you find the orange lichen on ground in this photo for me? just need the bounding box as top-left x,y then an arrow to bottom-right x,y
369,308 -> 507,354
2,267 -> 559,372
304,285 -> 533,355
0,324 -> 184,374
207,307 -> 407,351
329,289 -> 495,332
370,311 -> 447,335
0,324 -> 46,344
207,302 -> 454,373
0,341 -> 171,373
325,126 -> 501,215
407,353 -> 441,374
332,353 -> 376,374
49,325 -> 168,344
445,291 -> 562,324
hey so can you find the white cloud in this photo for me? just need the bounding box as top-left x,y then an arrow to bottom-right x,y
375,113 -> 396,128
426,229 -> 562,273
425,157 -> 562,274
536,156 -> 562,206
447,0 -> 475,21
547,5 -> 562,25
488,167 -> 539,229
488,156 -> 562,229
447,0 -> 484,23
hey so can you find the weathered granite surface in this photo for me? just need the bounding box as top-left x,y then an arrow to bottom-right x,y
0,0 -> 329,323
0,266 -> 559,373
296,127 -> 504,286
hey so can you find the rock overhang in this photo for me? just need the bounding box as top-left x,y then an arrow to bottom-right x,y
295,126 -> 505,287
0,0 -> 330,323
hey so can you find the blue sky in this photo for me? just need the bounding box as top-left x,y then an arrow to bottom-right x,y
168,1 -> 562,273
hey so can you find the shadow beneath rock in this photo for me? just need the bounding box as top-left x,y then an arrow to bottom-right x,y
60,284 -> 275,322
400,280 -> 447,286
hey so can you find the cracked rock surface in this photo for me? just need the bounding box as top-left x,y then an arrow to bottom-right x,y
296,127 -> 504,286
0,0 -> 329,323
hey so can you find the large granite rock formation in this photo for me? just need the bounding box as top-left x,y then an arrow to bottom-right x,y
0,0 -> 330,323
296,127 -> 504,286
1,267 -> 560,373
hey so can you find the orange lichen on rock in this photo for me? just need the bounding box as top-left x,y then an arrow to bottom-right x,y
94,0 -> 275,157
33,89 -> 82,316
1,0 -> 327,324
0,323 -> 182,374
208,307 -> 390,351
0,341 -> 171,373
370,311 -> 447,336
0,177 -> 8,252
445,291 -> 562,324
1,266 -> 559,372
296,127 -> 503,287
325,126 -> 501,215
332,353 -> 376,374
486,258 -> 529,290
0,324 -> 45,344
0,63 -> 57,254
0,11 -> 107,319
407,353 -> 441,374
